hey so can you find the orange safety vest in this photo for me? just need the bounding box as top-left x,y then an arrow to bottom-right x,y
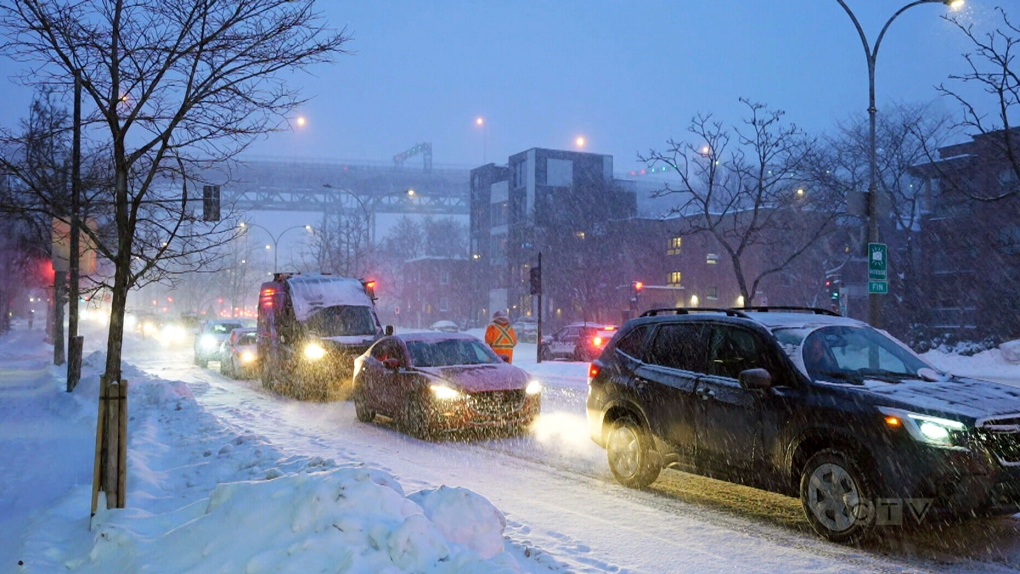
485,322 -> 517,362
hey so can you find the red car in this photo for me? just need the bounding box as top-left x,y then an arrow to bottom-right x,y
352,332 -> 541,438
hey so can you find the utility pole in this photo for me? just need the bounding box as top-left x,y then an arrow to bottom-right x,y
68,68 -> 84,391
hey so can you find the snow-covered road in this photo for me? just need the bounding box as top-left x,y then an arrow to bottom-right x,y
125,335 -> 1020,573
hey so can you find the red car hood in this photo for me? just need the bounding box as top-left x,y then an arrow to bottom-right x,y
415,362 -> 529,393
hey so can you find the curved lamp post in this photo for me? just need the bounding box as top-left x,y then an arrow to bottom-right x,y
835,0 -> 964,326
239,221 -> 313,273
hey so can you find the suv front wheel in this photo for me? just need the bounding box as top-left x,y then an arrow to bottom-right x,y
606,417 -> 661,488
800,450 -> 877,544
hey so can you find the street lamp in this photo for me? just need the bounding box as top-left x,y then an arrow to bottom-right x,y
239,222 -> 313,273
836,0 -> 963,326
475,117 -> 487,164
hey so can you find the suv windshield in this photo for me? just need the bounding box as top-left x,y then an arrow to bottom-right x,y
773,325 -> 934,384
305,305 -> 378,337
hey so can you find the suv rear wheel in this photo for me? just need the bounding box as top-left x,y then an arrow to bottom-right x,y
606,416 -> 660,488
800,450 -> 877,544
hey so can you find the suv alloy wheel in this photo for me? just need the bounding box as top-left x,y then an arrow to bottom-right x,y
606,417 -> 661,488
800,449 -> 877,543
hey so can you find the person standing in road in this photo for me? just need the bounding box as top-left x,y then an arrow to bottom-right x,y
485,310 -> 517,363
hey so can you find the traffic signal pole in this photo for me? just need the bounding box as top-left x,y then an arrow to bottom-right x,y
534,252 -> 542,363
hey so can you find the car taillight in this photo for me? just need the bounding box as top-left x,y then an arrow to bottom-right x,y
592,336 -> 604,347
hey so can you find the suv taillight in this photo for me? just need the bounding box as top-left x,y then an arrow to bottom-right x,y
592,336 -> 604,347
588,363 -> 601,384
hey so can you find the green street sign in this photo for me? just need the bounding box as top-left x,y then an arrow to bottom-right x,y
868,243 -> 887,280
868,280 -> 888,294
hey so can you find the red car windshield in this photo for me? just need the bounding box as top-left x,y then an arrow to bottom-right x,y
406,339 -> 502,367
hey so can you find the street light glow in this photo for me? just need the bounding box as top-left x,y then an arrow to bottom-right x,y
475,117 -> 484,126
575,136 -> 586,148
945,0 -> 964,9
295,116 -> 306,127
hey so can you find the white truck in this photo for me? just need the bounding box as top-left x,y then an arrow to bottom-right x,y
257,273 -> 390,400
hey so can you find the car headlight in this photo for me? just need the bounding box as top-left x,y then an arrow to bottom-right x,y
879,407 -> 968,450
240,350 -> 256,364
200,334 -> 219,350
303,342 -> 327,361
526,380 -> 542,395
429,384 -> 462,400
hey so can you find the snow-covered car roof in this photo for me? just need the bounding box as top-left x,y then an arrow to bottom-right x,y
740,311 -> 866,330
285,274 -> 374,322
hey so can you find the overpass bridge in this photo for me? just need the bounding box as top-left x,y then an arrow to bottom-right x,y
208,156 -> 471,216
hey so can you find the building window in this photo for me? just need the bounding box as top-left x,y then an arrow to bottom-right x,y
667,271 -> 682,286
439,270 -> 450,285
490,201 -> 509,227
439,297 -> 449,312
667,236 -> 682,255
706,253 -> 719,265
707,286 -> 718,300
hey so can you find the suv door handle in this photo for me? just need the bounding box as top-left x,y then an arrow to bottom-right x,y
697,387 -> 715,401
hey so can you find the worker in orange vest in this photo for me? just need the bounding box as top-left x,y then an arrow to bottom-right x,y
484,310 -> 518,363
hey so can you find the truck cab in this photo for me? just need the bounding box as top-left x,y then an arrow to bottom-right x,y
258,273 -> 388,400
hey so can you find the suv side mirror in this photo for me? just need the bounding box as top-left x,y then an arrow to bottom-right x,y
382,357 -> 400,370
738,368 -> 773,390
385,325 -> 394,336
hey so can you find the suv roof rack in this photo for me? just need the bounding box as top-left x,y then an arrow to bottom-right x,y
640,307 -> 751,318
733,306 -> 840,316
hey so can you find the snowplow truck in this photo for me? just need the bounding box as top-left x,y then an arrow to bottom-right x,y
258,273 -> 387,400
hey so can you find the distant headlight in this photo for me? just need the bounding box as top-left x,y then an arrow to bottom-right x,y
429,384 -> 462,400
879,407 -> 968,450
303,342 -> 327,361
200,334 -> 219,350
526,380 -> 542,395
240,350 -> 256,364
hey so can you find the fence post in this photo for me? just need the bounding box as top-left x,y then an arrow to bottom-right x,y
90,375 -> 107,526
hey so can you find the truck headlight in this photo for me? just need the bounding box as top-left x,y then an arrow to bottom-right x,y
526,380 -> 542,395
879,407 -> 968,449
303,342 -> 327,361
429,384 -> 462,400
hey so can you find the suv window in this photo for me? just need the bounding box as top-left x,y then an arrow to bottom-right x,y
708,324 -> 766,379
615,324 -> 650,359
646,322 -> 708,372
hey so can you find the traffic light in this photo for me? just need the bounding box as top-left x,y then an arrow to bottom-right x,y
529,267 -> 541,295
825,275 -> 840,301
203,185 -> 221,222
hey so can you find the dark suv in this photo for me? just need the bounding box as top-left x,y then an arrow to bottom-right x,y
586,307 -> 1020,543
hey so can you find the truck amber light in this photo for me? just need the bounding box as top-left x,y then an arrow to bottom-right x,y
885,416 -> 901,427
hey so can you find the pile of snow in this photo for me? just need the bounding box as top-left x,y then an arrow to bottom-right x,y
1000,340 -> 1020,364
3,326 -> 543,573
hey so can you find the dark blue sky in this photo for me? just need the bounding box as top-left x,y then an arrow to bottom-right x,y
0,1 -> 1003,174
260,0 -> 997,172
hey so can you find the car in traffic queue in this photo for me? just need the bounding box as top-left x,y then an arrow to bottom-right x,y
586,306 -> 1020,544
219,328 -> 259,380
194,318 -> 250,368
352,332 -> 541,439
540,322 -> 618,362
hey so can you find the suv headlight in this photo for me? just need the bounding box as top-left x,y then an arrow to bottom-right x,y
200,334 -> 219,351
879,407 -> 968,450
526,380 -> 542,395
303,342 -> 327,361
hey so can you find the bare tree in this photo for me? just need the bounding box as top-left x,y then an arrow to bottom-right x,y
641,99 -> 841,304
0,0 -> 350,383
938,6 -> 1020,201
808,103 -> 952,334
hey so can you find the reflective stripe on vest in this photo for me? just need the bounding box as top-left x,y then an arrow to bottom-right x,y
490,323 -> 514,348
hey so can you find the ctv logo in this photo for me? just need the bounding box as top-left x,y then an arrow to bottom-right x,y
852,498 -> 934,526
